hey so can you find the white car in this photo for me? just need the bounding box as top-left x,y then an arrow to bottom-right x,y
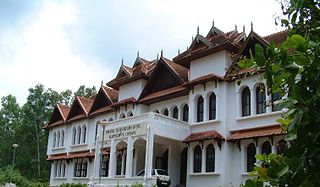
136,169 -> 171,187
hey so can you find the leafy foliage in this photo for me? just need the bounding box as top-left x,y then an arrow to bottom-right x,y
241,0 -> 320,186
59,183 -> 87,187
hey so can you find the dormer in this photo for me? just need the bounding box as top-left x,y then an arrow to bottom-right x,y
89,86 -> 118,116
45,104 -> 70,129
107,55 -> 157,101
66,96 -> 93,122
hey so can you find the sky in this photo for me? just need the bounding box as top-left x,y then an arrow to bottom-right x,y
0,0 -> 285,105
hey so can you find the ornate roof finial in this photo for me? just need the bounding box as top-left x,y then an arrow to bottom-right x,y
251,21 -> 253,31
212,19 -> 215,26
187,46 -> 189,50
197,26 -> 199,35
156,53 -> 159,60
178,49 -> 180,55
121,58 -> 124,65
243,25 -> 246,33
101,80 -> 103,86
192,36 -> 194,42
235,24 -> 237,31
137,50 -> 139,58
160,50 -> 163,58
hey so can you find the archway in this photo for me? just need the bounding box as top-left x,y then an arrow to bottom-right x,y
180,147 -> 187,185
132,138 -> 146,176
115,141 -> 127,176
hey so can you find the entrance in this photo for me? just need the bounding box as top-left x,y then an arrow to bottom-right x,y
180,147 -> 187,185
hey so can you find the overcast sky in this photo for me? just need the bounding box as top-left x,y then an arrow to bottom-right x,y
0,0 -> 285,104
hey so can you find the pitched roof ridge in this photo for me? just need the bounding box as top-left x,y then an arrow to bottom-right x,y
76,96 -> 93,115
263,29 -> 288,38
161,57 -> 189,82
56,104 -> 70,121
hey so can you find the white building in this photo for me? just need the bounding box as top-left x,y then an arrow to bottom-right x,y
45,23 -> 288,187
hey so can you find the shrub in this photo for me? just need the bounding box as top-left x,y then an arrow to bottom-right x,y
59,183 -> 87,187
0,166 -> 29,186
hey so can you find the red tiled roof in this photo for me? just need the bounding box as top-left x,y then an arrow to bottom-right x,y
47,153 -> 68,161
77,96 -> 94,114
263,30 -> 288,45
47,150 -> 95,161
183,130 -> 225,143
111,97 -> 136,108
139,85 -> 188,104
58,104 -> 70,121
101,86 -> 119,103
162,57 -> 189,82
89,106 -> 113,116
227,125 -> 285,141
183,73 -> 223,88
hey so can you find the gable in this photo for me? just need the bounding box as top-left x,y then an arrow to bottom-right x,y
189,35 -> 211,52
48,106 -> 64,125
239,32 -> 269,58
66,98 -> 86,120
139,58 -> 185,99
89,88 -> 113,114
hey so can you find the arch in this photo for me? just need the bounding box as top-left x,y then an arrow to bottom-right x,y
277,139 -> 287,155
61,130 -> 65,147
208,92 -> 216,120
256,83 -> 266,114
82,125 -> 87,144
57,131 -> 60,147
72,127 -> 76,145
127,111 -> 133,117
163,108 -> 169,116
206,144 -> 215,172
53,132 -> 57,148
153,109 -> 160,114
108,118 -> 113,122
119,113 -> 126,119
95,121 -> 100,141
116,141 -> 128,176
241,86 -> 251,117
247,143 -> 256,172
182,104 -> 189,122
193,145 -> 202,173
172,106 -> 178,119
197,96 -> 204,122
261,141 -> 272,155
77,126 -> 81,144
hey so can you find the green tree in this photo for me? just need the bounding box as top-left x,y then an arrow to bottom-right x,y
241,0 -> 320,186
73,85 -> 97,99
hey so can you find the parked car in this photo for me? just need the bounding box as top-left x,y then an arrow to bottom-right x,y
136,169 -> 171,187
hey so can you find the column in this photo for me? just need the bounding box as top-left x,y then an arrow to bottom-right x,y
108,139 -> 116,178
266,93 -> 272,114
145,127 -> 154,178
250,88 -> 256,115
204,95 -> 209,121
189,98 -> 195,123
236,92 -> 240,118
201,145 -> 206,173
125,137 -> 133,178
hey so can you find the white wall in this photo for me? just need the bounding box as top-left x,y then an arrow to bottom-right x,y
190,50 -> 232,79
118,79 -> 147,100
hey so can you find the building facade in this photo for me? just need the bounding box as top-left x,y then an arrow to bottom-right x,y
45,23 -> 288,187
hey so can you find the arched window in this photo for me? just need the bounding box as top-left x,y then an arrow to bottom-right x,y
53,161 -> 57,177
262,141 -> 272,155
101,154 -> 109,177
163,108 -> 169,116
182,104 -> 189,122
72,127 -> 76,145
116,154 -> 122,175
154,110 -> 160,114
57,131 -> 60,147
77,126 -> 81,144
128,111 -> 133,117
61,130 -> 65,147
242,87 -> 251,117
95,122 -> 99,141
197,96 -> 204,122
193,145 -> 202,173
62,162 -> 66,177
277,139 -> 287,155
173,106 -> 178,119
206,144 -> 215,172
123,153 -> 127,175
272,92 -> 281,112
120,113 -> 125,119
209,93 -> 216,120
108,118 -> 113,122
82,125 -> 86,144
256,84 -> 266,114
53,132 -> 56,148
247,143 -> 256,172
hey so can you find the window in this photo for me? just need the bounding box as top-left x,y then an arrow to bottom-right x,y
272,92 -> 281,112
95,122 -> 99,141
209,93 -> 216,120
182,104 -> 189,122
82,125 -> 86,144
74,158 -> 87,177
206,144 -> 215,172
77,126 -> 81,144
72,128 -> 76,145
61,131 -> 65,147
53,132 -> 56,148
116,154 -> 122,175
163,108 -> 169,116
57,131 -> 60,147
256,84 -> 266,114
277,139 -> 287,155
53,161 -> 57,177
247,143 -> 256,172
101,154 -> 109,177
61,162 -> 66,177
128,111 -> 133,117
120,113 -> 125,119
155,110 -> 159,114
262,141 -> 272,155
193,145 -> 202,173
242,87 -> 251,116
108,118 -> 113,122
173,106 -> 178,119
197,96 -> 204,122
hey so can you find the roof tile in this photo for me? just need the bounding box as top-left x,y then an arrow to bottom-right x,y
183,130 -> 225,143
227,125 -> 285,141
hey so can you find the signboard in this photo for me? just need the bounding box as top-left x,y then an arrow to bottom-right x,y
104,123 -> 147,140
